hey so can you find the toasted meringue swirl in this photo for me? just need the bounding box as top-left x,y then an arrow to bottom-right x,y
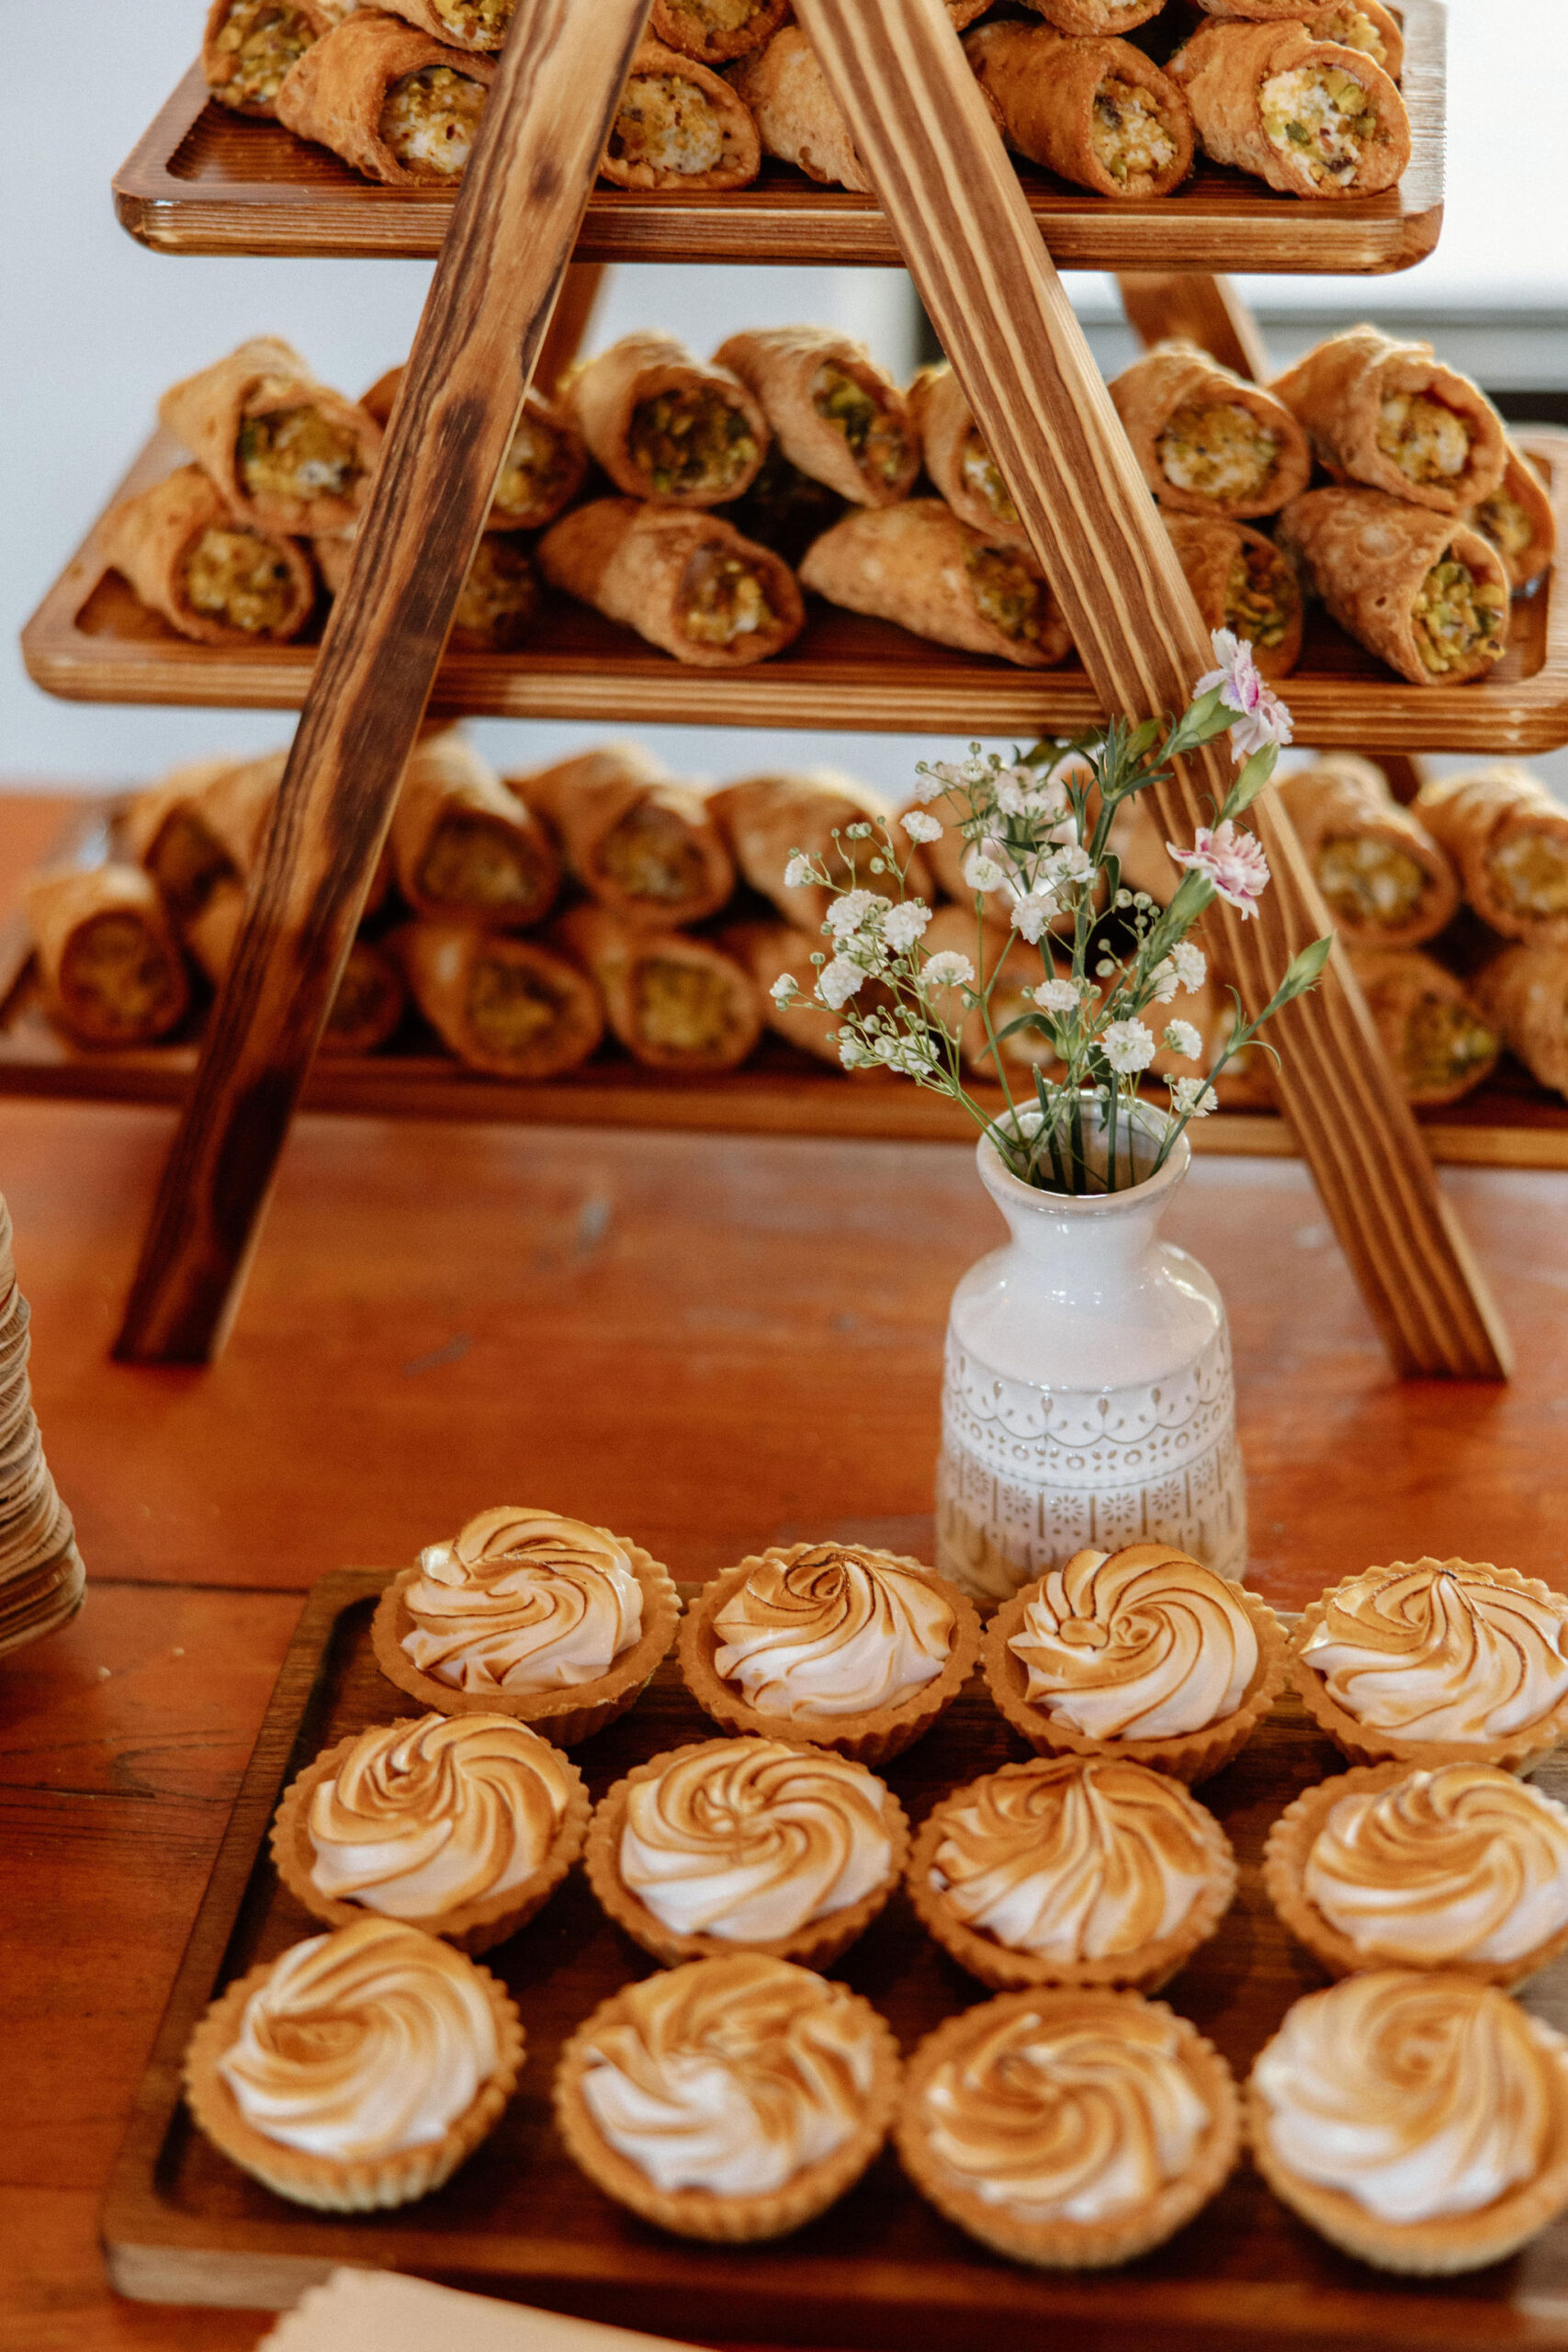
712,1545 -> 955,1721
1255,1972 -> 1566,2223
305,1712 -> 577,1922
931,1758 -> 1222,1961
922,1995 -> 1212,2221
579,1953 -> 877,2196
621,1739 -> 894,1942
218,1917 -> 500,2160
1008,1545 -> 1258,1741
1300,1561 -> 1568,1742
400,1506 -> 644,1694
1303,1764 -> 1568,1966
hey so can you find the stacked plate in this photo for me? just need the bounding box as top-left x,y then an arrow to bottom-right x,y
0,1195 -> 84,1657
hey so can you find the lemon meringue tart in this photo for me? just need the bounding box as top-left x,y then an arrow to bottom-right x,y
1248,1970 -> 1568,2272
271,1712 -> 591,1955
678,1541 -> 982,1766
1291,1557 -> 1568,1774
372,1505 -> 681,1744
983,1543 -> 1287,1784
908,1756 -> 1235,1993
586,1735 -> 909,1968
897,1984 -> 1240,2267
183,1916 -> 523,2211
553,1951 -> 900,2241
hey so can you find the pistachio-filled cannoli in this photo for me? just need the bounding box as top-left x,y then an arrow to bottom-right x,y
1470,445 -> 1558,596
908,365 -> 1023,548
1163,515 -> 1303,678
601,39 -> 761,189
100,466 -> 315,648
1271,329 -> 1506,517
553,906 -> 762,1072
26,866 -> 190,1049
160,337 -> 382,537
1276,758 -> 1458,948
520,747 -> 736,929
394,922 -> 604,1079
714,328 -> 919,508
374,0 -> 513,54
965,23 -> 1195,199
1110,343 -> 1311,520
1415,768 -> 1568,944
727,28 -> 870,193
390,731 -> 561,929
716,447 -> 847,567
708,771 -> 932,933
1473,945 -> 1568,1101
800,500 -> 1073,670
564,335 -> 768,510
538,500 -> 804,667
651,0 -> 789,67
1303,3 -> 1404,82
122,759 -> 246,921
1347,948 -> 1499,1109
1166,19 -> 1409,198
276,16 -> 494,186
1279,491 -> 1509,687
186,880 -> 407,1054
721,919 -> 853,1067
204,0 -> 326,117
366,366 -> 586,531
447,534 -> 538,651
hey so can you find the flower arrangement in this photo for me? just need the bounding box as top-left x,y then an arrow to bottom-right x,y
773,633 -> 1331,1196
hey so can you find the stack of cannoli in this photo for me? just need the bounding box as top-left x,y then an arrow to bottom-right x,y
0,1196 -> 85,1662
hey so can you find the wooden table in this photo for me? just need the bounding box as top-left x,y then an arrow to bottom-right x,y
4,795 -> 1568,2349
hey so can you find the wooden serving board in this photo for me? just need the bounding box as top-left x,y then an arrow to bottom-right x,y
22,429 -> 1568,758
103,1568 -> 1568,2345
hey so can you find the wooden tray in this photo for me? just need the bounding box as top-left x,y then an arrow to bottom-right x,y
103,1567 -> 1568,2343
113,14 -> 1444,277
23,428 -> 1568,757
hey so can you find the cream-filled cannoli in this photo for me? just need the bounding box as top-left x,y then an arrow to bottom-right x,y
1167,20 -> 1409,198
716,447 -> 847,568
1474,946 -> 1568,1101
394,922 -> 604,1079
1470,444 -> 1558,595
100,467 -> 315,648
1347,947 -> 1499,1108
601,40 -> 761,189
1164,515 -> 1303,678
276,16 -> 494,186
727,28 -> 870,192
390,731 -> 560,929
366,366 -> 586,531
554,906 -> 762,1072
160,337 -> 382,537
122,759 -> 246,921
26,866 -> 190,1049
1111,343 -> 1311,520
448,535 -> 538,650
651,0 -> 789,67
1279,491 -> 1510,686
519,747 -> 735,929
186,880 -> 406,1054
908,365 -> 1023,548
800,499 -> 1073,670
1272,329 -> 1506,517
538,500 -> 804,667
204,0 -> 326,116
374,0 -> 513,54
1277,758 -> 1458,948
714,328 -> 919,508
965,23 -> 1195,199
1416,767 -> 1568,944
564,335 -> 768,510
708,771 -> 932,932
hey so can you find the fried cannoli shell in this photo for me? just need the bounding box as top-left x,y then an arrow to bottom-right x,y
122,759 -> 246,920
1163,515 -> 1303,679
393,922 -> 604,1079
364,366 -> 586,531
800,499 -> 1073,670
276,17 -> 495,187
1277,760 -> 1457,949
203,0 -> 329,118
159,336 -> 382,536
187,880 -> 406,1052
1110,343 -> 1311,520
1415,767 -> 1568,945
100,467 -> 315,649
1278,492 -> 1510,688
519,748 -> 735,929
1167,21 -> 1408,199
1474,946 -> 1568,1100
713,328 -> 919,509
194,749 -> 288,879
390,731 -> 560,930
708,771 -> 931,933
552,905 -> 762,1073
602,40 -> 761,190
1303,3 -> 1404,82
964,24 -> 1195,201
538,500 -> 805,668
727,28 -> 870,192
1347,947 -> 1499,1108
374,0 -> 512,54
564,335 -> 768,510
1470,444 -> 1558,595
1019,0 -> 1164,31
908,365 -> 1025,548
26,865 -> 190,1049
1271,328 -> 1506,516
650,0 -> 789,66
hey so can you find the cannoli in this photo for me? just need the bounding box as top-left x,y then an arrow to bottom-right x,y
1473,946 -> 1568,1101
799,499 -> 1073,670
716,447 -> 847,568
1347,947 -> 1499,1108
601,39 -> 761,190
721,919 -> 855,1067
26,866 -> 189,1048
1020,0 -> 1163,31
553,906 -> 762,1072
727,28 -> 871,193
122,759 -> 246,921
197,750 -> 289,876
99,466 -> 315,648
964,23 -> 1195,200
919,904 -> 1058,1082
160,337 -> 382,537
1302,4 -> 1404,83
447,534 -> 538,650
373,0 -> 513,55
908,364 -> 1024,548
1163,515 -> 1303,678
186,881 -> 407,1053
1166,19 -> 1409,198
276,16 -> 494,187
390,731 -> 561,929
564,335 -> 768,509
1275,759 -> 1458,948
364,366 -> 586,531
650,0 -> 789,68
1271,328 -> 1506,517
538,500 -> 804,667
518,747 -> 735,929
714,328 -> 919,508
394,922 -> 604,1079
1110,343 -> 1311,520
1278,491 -> 1510,686
204,0 -> 326,117
1415,767 -> 1568,944
1470,444 -> 1558,595
707,772 -> 931,932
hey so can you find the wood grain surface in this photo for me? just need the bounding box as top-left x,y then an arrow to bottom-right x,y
1114,273 -> 1272,384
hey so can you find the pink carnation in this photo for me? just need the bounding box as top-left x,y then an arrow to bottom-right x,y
1196,628 -> 1293,759
1167,820 -> 1271,918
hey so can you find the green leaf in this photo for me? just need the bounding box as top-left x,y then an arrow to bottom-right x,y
1262,933 -> 1333,1017
1218,743 -> 1278,825
1161,685 -> 1229,758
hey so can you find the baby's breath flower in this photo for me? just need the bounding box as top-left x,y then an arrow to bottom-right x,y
825,888 -> 880,938
1035,978 -> 1079,1012
1163,1019 -> 1203,1062
964,850 -> 1006,893
817,956 -> 867,1011
838,1032 -> 872,1069
1171,941 -> 1207,992
1148,958 -> 1180,1004
901,808 -> 943,843
1010,889 -> 1057,944
883,900 -> 931,954
1102,1019 -> 1156,1074
1169,1074 -> 1216,1117
770,974 -> 798,1005
922,949 -> 975,990
784,853 -> 814,888
844,821 -> 874,840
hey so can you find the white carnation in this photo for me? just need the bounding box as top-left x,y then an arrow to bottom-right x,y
1102,1018 -> 1156,1074
901,809 -> 943,842
1163,1019 -> 1203,1062
817,956 -> 867,1011
882,900 -> 931,954
922,949 -> 975,990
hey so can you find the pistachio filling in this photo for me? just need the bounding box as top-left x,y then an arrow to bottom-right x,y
611,75 -> 725,176
1315,835 -> 1429,926
146,814 -> 231,920
1378,393 -> 1472,490
629,388 -> 759,499
1260,63 -> 1379,186
380,66 -> 487,175
960,430 -> 1020,526
431,0 -> 513,39
1402,993 -> 1496,1094
1158,402 -> 1280,504
1411,557 -> 1508,675
466,956 -> 567,1057
1489,831 -> 1568,919
61,916 -> 179,1037
182,527 -> 299,634
635,956 -> 735,1053
964,543 -> 1048,644
1474,489 -> 1535,562
237,406 -> 364,504
451,537 -> 537,649
1224,541 -> 1292,650
1090,78 -> 1179,187
493,414 -> 575,527
1316,8 -> 1391,67
419,815 -> 545,916
809,365 -> 909,489
681,546 -> 774,646
208,0 -> 315,109
326,944 -> 399,1044
598,804 -> 708,902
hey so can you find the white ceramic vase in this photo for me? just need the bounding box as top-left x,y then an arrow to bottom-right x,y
935,1105 -> 1247,1603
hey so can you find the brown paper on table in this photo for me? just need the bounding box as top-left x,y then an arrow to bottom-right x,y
258,2273 -> 712,2352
